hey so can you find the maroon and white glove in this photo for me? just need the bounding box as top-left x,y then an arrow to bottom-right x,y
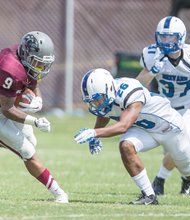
24,116 -> 50,132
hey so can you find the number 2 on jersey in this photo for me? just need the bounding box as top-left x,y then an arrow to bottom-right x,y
117,83 -> 128,97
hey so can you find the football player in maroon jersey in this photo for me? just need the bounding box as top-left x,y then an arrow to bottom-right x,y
0,31 -> 68,203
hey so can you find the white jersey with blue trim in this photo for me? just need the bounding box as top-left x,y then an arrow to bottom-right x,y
140,44 -> 190,111
106,78 -> 183,134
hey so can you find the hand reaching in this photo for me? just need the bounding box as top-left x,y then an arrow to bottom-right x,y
74,128 -> 96,144
150,48 -> 167,74
150,57 -> 168,74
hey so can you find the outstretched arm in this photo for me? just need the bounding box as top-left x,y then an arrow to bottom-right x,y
74,101 -> 143,144
136,68 -> 154,88
95,102 -> 143,138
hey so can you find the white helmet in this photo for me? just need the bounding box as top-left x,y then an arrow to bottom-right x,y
18,31 -> 55,80
155,16 -> 186,54
81,68 -> 116,116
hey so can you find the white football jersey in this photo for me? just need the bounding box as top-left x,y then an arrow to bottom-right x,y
140,44 -> 190,112
106,78 -> 183,134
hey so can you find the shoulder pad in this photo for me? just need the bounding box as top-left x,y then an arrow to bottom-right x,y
140,44 -> 165,71
140,44 -> 157,69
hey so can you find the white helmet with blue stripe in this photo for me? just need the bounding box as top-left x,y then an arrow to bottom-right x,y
81,68 -> 116,116
155,16 -> 186,54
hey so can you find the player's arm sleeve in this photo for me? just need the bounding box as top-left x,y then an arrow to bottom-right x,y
116,79 -> 146,109
0,71 -> 17,97
123,89 -> 146,109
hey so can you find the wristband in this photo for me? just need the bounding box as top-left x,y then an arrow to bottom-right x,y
24,115 -> 37,126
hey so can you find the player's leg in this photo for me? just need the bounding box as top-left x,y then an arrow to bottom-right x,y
157,129 -> 190,195
0,117 -> 68,203
152,153 -> 175,195
180,110 -> 190,194
153,109 -> 190,195
20,124 -> 69,203
24,153 -> 68,203
119,127 -> 159,205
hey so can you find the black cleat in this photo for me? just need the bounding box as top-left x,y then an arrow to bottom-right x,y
152,176 -> 165,195
180,177 -> 190,195
129,191 -> 158,205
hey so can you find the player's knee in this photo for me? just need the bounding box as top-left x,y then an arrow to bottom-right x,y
119,140 -> 135,156
20,145 -> 36,161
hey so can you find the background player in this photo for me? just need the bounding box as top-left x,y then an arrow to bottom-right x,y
74,68 -> 190,205
136,16 -> 190,195
0,31 -> 68,203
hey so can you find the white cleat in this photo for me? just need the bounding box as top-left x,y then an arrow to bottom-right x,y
55,192 -> 69,204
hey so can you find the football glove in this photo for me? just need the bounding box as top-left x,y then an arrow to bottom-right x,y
150,48 -> 167,75
89,138 -> 102,155
150,57 -> 168,74
19,96 -> 42,113
74,128 -> 96,144
35,117 -> 50,132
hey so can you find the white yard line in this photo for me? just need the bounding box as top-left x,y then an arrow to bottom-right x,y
2,213 -> 190,220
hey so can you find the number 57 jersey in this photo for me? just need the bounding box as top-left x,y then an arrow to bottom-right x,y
107,77 -> 183,134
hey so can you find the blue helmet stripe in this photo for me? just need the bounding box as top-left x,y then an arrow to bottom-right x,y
82,69 -> 94,97
164,16 -> 172,29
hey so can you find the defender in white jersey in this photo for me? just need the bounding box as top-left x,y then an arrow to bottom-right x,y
137,16 -> 190,195
74,68 -> 190,205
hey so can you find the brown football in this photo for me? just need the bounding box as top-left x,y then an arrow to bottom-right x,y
14,88 -> 35,108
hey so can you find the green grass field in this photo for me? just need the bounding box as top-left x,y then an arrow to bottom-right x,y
0,114 -> 190,220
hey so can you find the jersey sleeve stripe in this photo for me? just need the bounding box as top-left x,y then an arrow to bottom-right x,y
141,53 -> 147,69
182,58 -> 190,70
123,87 -> 144,108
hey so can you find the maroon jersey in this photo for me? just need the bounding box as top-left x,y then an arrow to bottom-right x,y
0,45 -> 37,97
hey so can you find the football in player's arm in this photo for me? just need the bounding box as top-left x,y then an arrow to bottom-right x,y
0,31 -> 68,203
